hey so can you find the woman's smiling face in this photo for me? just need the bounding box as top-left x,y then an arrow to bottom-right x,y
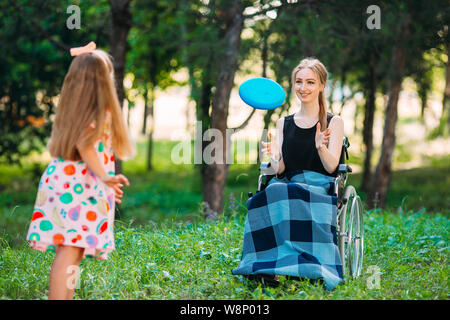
294,67 -> 324,103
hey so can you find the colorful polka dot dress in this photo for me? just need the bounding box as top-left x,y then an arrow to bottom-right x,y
27,112 -> 116,260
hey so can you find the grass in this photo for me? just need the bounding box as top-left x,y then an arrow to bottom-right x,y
1,210 -> 448,299
0,140 -> 449,299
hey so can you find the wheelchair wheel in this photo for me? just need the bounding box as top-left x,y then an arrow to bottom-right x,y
337,185 -> 364,279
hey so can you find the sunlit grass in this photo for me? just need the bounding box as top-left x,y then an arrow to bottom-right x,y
1,209 -> 448,300
0,139 -> 448,299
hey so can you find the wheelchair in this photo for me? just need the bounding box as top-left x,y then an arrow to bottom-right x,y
248,136 -> 364,280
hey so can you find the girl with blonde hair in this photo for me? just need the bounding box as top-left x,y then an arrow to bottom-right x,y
26,42 -> 134,299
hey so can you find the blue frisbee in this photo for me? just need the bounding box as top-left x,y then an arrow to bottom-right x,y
239,77 -> 286,110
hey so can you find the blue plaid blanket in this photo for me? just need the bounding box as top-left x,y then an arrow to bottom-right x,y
232,170 -> 343,290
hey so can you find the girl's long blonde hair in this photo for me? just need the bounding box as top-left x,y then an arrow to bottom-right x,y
291,57 -> 328,131
48,49 -> 133,161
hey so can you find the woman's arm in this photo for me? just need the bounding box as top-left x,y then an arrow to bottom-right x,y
262,118 -> 286,175
271,118 -> 286,175
316,116 -> 344,174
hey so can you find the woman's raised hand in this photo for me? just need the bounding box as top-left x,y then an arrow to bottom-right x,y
261,131 -> 280,159
315,122 -> 330,150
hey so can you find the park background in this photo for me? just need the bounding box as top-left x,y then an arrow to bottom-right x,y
0,0 -> 449,299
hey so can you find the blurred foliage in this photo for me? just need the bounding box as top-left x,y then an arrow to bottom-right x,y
1,0 -> 448,156
0,0 -> 109,163
0,0 -> 449,212
127,0 -> 183,94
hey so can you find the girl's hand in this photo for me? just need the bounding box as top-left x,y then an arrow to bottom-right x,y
261,132 -> 280,159
315,122 -> 331,150
101,174 -> 130,204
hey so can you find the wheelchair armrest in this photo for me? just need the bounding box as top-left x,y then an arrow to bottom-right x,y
257,173 -> 275,193
338,164 -> 352,173
256,163 -> 276,194
259,162 -> 271,170
260,162 -> 277,176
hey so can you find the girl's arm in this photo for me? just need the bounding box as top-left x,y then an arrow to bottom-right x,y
76,143 -> 109,181
316,116 -> 344,174
76,130 -> 129,203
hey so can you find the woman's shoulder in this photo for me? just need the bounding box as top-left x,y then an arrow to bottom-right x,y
327,113 -> 344,131
286,114 -> 295,120
279,114 -> 294,123
276,115 -> 294,128
327,112 -> 343,125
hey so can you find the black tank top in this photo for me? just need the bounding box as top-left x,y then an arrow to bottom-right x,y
281,112 -> 337,177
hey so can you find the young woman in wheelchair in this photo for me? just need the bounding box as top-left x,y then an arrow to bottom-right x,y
232,58 -> 348,290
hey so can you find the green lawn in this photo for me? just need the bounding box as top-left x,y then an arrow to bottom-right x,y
0,140 -> 448,299
1,210 -> 448,299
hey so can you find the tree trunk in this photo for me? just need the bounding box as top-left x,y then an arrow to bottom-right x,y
338,68 -> 347,116
180,2 -> 212,181
109,0 -> 132,175
142,86 -> 148,135
443,44 -> 450,136
361,55 -> 377,192
261,29 -> 268,79
203,0 -> 243,217
197,69 -> 214,178
328,80 -> 337,114
126,100 -> 131,127
258,30 -> 270,163
368,20 -> 410,209
420,90 -> 427,118
416,68 -> 430,121
147,85 -> 154,171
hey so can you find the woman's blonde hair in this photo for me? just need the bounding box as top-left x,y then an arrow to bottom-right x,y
291,57 -> 328,131
48,49 -> 133,161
